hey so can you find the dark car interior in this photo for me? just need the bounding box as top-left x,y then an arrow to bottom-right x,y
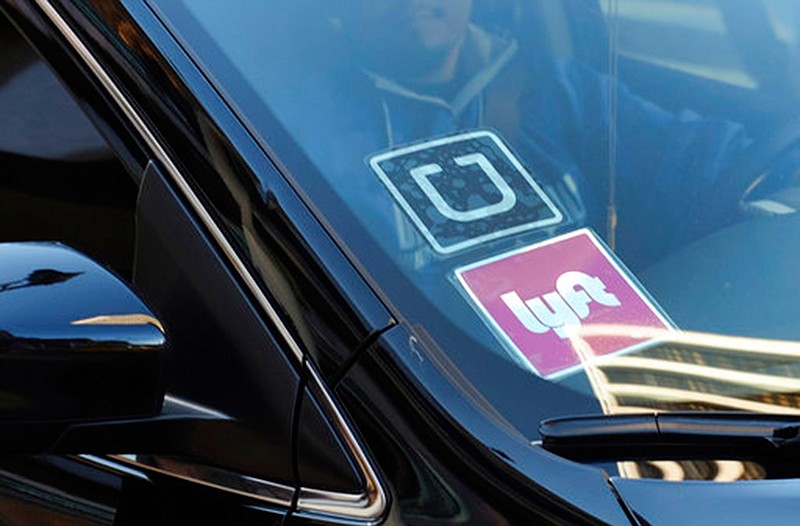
0,15 -> 138,279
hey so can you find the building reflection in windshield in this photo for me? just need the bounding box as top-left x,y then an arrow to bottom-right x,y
571,325 -> 800,481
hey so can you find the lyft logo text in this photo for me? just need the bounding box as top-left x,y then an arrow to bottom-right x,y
501,271 -> 620,339
456,229 -> 673,377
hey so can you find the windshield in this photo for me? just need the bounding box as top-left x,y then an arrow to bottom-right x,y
151,0 -> 800,482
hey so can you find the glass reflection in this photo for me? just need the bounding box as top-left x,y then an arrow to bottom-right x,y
571,325 -> 800,481
0,269 -> 82,293
71,314 -> 165,333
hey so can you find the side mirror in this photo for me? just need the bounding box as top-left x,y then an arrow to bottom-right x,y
0,243 -> 230,459
0,242 -> 165,421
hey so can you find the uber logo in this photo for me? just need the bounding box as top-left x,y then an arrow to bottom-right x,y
370,130 -> 563,253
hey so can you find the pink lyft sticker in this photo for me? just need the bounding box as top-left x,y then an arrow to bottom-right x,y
456,229 -> 673,378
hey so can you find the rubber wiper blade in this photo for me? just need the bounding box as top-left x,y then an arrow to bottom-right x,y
539,412 -> 800,461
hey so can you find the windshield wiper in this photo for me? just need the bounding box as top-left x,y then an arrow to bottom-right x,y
539,412 -> 800,461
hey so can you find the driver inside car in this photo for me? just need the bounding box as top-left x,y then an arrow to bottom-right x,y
269,0 -> 797,270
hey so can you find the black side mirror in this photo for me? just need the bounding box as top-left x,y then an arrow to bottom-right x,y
0,242 -> 165,421
0,243 -> 233,458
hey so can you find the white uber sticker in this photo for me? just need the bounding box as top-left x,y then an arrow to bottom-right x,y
456,229 -> 674,378
370,130 -> 563,253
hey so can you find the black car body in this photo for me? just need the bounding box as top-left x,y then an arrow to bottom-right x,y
2,0 -> 800,524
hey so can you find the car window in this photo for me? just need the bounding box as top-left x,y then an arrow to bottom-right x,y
150,0 -> 800,482
602,0 -> 753,87
0,15 -> 137,278
601,0 -> 800,90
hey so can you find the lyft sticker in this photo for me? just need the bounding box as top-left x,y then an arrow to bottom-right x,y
456,229 -> 674,378
370,130 -> 563,253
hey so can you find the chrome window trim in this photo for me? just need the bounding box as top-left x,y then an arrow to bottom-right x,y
35,0 -> 386,522
112,454 -> 297,506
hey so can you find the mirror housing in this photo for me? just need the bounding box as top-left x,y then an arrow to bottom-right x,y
0,242 -> 165,421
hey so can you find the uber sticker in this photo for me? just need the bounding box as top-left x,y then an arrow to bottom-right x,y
456,229 -> 674,378
369,130 -> 563,254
